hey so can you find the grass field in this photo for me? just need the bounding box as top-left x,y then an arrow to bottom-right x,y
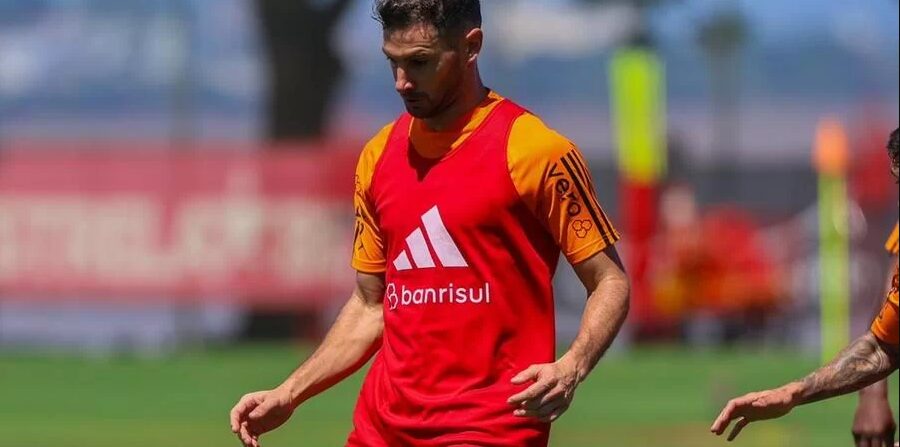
1,344 -> 897,447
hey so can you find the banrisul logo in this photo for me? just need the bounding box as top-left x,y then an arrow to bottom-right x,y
385,282 -> 491,311
387,206 -> 491,311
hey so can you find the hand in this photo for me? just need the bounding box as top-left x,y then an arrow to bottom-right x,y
853,393 -> 896,447
229,387 -> 296,447
710,385 -> 800,442
507,357 -> 583,423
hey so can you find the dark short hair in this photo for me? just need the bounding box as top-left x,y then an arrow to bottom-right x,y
374,0 -> 481,36
889,128 -> 899,169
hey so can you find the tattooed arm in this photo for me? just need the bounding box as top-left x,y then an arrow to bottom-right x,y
796,332 -> 898,405
711,332 -> 899,442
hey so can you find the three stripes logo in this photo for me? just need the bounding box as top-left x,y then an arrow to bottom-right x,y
392,206 -> 467,271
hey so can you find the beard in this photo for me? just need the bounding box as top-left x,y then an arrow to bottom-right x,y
402,68 -> 465,119
403,96 -> 440,118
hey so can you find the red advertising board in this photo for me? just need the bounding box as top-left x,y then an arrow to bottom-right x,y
0,141 -> 360,309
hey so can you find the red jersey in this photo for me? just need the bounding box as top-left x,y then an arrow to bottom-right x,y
348,93 -> 619,446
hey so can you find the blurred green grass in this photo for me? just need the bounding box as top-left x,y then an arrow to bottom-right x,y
1,344 -> 897,447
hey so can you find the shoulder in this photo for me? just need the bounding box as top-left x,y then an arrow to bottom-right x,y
360,121 -> 396,164
356,121 -> 396,188
507,111 -> 577,174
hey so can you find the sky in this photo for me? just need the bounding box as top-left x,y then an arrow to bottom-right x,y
0,0 -> 897,162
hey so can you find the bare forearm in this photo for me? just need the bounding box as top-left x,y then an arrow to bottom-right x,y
562,276 -> 630,379
282,290 -> 383,406
794,332 -> 898,406
859,377 -> 889,398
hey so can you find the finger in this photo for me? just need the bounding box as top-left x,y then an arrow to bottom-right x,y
231,395 -> 259,433
888,430 -> 897,447
230,400 -> 247,433
711,400 -> 738,434
536,386 -> 567,407
533,399 -> 567,420
856,437 -> 871,447
515,398 -> 562,418
519,399 -> 567,421
240,422 -> 254,447
249,398 -> 275,420
727,418 -> 751,442
870,436 -> 889,447
516,388 -> 570,418
853,433 -> 865,447
712,395 -> 757,434
519,386 -> 566,411
873,437 -> 886,447
236,430 -> 248,447
511,365 -> 542,385
508,379 -> 555,406
538,403 -> 570,423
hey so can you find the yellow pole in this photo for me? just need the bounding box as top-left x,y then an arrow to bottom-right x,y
610,48 -> 666,185
814,118 -> 850,363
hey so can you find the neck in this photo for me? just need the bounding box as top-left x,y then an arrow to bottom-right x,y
422,74 -> 488,132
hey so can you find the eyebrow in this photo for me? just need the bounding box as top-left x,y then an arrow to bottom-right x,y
382,48 -> 434,60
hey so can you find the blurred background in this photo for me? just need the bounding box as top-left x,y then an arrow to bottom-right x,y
0,0 -> 898,446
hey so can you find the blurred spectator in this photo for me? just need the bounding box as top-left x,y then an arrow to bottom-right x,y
651,183 -> 783,342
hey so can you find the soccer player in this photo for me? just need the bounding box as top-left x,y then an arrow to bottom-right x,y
711,128 -> 900,445
229,1 -> 630,446
854,221 -> 898,447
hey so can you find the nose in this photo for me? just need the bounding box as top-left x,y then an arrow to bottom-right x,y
394,67 -> 414,94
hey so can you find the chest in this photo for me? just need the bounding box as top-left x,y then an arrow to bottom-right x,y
371,140 -> 519,247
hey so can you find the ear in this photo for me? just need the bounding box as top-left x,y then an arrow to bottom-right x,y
463,28 -> 483,65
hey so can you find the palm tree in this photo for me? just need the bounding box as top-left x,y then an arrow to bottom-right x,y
256,0 -> 355,141
696,9 -> 747,167
578,0 -> 668,47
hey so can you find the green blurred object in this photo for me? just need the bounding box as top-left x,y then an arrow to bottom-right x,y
1,345 -> 896,447
814,118 -> 851,364
817,173 -> 850,364
609,47 -> 667,185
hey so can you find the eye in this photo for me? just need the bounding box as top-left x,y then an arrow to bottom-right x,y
410,58 -> 428,67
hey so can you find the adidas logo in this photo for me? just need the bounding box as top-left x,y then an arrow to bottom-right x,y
392,206 -> 468,271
